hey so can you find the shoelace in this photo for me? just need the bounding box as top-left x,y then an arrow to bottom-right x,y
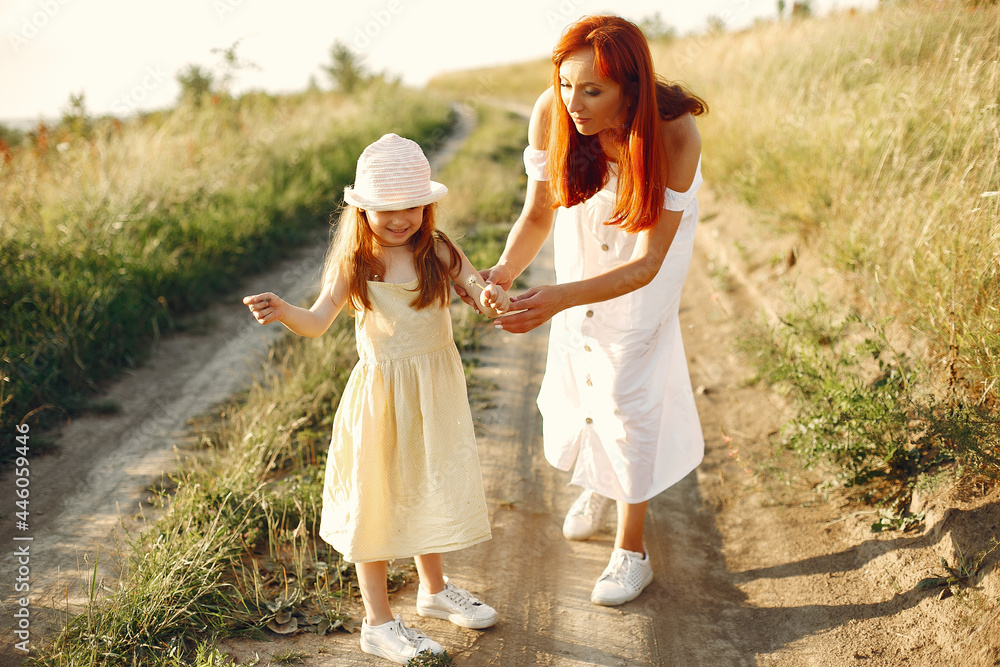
569,490 -> 606,519
597,550 -> 631,585
443,583 -> 483,610
395,618 -> 429,646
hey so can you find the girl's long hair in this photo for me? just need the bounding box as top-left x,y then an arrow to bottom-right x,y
549,15 -> 708,233
322,203 -> 460,312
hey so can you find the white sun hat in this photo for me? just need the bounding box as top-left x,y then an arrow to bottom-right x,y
343,133 -> 448,211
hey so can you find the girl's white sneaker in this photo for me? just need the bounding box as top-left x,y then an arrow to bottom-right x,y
360,615 -> 443,664
416,578 -> 499,629
590,547 -> 653,606
562,488 -> 614,540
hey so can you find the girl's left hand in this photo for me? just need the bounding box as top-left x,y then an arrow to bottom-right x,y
492,284 -> 565,333
481,283 -> 511,314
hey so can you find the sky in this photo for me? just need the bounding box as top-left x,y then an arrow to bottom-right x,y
0,0 -> 877,123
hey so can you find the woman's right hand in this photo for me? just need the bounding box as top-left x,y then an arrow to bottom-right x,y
243,292 -> 286,325
483,264 -> 516,292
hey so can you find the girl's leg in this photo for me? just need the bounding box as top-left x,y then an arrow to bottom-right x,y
615,500 -> 648,553
355,560 -> 393,626
414,552 -> 498,629
414,553 -> 445,594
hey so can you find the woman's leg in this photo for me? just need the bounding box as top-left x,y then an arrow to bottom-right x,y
414,553 -> 445,594
355,560 -> 393,625
615,500 -> 648,553
591,499 -> 653,606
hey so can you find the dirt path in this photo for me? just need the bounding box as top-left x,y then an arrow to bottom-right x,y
220,187 -> 1000,666
4,104 -> 999,666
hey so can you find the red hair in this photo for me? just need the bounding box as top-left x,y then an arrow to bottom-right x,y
549,15 -> 707,233
323,203 -> 460,312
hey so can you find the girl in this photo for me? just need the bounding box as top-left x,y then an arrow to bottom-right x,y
244,133 -> 509,664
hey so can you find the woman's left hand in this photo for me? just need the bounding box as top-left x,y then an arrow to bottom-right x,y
493,284 -> 566,333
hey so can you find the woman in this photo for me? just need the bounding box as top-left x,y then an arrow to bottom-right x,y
473,15 -> 708,606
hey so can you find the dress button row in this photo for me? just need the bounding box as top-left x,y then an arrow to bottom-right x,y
586,310 -> 594,318
601,243 -> 609,251
584,345 -> 591,352
586,378 -> 593,386
585,417 -> 593,424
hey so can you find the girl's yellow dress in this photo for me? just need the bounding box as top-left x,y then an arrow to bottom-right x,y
319,279 -> 491,563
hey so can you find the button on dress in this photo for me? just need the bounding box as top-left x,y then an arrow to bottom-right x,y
319,279 -> 491,562
525,146 -> 705,504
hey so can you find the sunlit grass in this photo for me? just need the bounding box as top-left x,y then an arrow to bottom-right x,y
425,3 -> 1000,499
658,2 -> 1000,404
0,84 -> 454,461
428,5 -> 1000,406
24,87 -> 527,667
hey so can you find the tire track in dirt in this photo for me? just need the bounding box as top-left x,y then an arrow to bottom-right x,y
0,108 -> 479,666
421,232 -> 750,666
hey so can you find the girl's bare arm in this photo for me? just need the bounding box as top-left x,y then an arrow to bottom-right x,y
438,240 -> 510,319
243,271 -> 348,337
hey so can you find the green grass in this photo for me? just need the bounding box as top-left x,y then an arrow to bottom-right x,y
435,104 -> 529,351
422,2 -> 1000,502
657,2 -> 1000,407
0,84 -> 454,464
25,88 -> 527,667
28,317 -> 359,666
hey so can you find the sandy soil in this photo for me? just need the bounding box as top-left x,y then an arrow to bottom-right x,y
2,110 -> 999,667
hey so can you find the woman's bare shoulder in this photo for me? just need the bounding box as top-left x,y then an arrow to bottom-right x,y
528,87 -> 555,149
659,113 -> 701,191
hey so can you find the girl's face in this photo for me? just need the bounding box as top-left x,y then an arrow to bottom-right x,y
558,48 -> 628,137
365,206 -> 424,246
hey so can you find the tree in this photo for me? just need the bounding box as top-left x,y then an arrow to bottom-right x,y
323,41 -> 368,94
60,92 -> 91,138
176,65 -> 214,107
707,15 -> 726,35
792,0 -> 813,18
210,38 -> 260,95
0,123 -> 24,148
638,12 -> 677,42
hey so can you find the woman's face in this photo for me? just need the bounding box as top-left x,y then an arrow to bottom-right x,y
558,48 -> 628,137
365,206 -> 424,246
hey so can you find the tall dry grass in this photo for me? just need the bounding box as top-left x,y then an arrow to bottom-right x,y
0,85 -> 454,460
655,3 -> 1000,403
429,5 -> 1000,404
25,91 -> 528,667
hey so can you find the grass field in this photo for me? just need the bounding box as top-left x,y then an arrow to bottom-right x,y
0,84 -> 454,463
15,1 -> 1000,662
428,1 -> 1000,502
431,3 -> 1000,403
23,103 -> 526,666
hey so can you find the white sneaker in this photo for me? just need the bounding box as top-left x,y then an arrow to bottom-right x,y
417,577 -> 498,629
360,615 -> 443,664
590,547 -> 653,606
562,488 -> 613,540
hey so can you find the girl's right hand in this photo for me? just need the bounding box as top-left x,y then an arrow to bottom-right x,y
243,292 -> 285,325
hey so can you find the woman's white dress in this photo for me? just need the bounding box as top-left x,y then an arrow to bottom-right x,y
525,146 -> 705,504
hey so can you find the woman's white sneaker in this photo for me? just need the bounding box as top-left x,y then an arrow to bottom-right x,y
590,547 -> 653,606
416,578 -> 498,629
562,488 -> 614,540
360,615 -> 443,664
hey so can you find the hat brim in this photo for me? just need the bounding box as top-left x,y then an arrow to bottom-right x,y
343,181 -> 448,212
